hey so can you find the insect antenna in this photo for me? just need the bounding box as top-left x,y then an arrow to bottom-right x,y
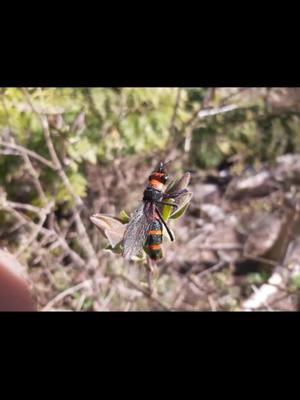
155,206 -> 174,242
157,159 -> 172,172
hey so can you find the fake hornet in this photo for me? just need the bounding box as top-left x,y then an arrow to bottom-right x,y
123,161 -> 191,261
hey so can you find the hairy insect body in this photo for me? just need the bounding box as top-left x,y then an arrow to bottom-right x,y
143,187 -> 163,202
142,187 -> 164,260
122,161 -> 188,261
142,171 -> 167,260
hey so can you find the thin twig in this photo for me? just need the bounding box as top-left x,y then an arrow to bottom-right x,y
112,272 -> 170,311
243,253 -> 279,267
218,88 -> 251,106
1,132 -> 49,204
169,88 -> 182,134
3,205 -> 86,268
22,152 -> 48,204
21,89 -> 82,206
198,104 -> 239,118
0,140 -> 56,170
42,280 -> 93,311
15,202 -> 54,258
5,201 -> 45,214
183,88 -> 215,129
76,294 -> 87,311
21,88 -> 99,268
187,274 -> 206,293
198,244 -> 243,251
197,261 -> 227,280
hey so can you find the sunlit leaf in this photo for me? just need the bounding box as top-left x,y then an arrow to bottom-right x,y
118,210 -> 130,224
162,172 -> 192,220
56,172 -> 87,202
167,172 -> 191,194
161,198 -> 175,220
169,193 -> 192,219
132,252 -> 147,262
105,242 -> 124,255
90,214 -> 126,247
290,274 -> 300,289
165,176 -> 180,193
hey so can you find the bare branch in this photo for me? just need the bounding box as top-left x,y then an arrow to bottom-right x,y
198,104 -> 239,118
197,261 -> 227,280
42,276 -> 110,311
0,140 -> 56,170
6,201 -> 45,214
42,280 -> 92,311
21,88 -> 99,268
169,88 -> 182,134
3,205 -> 85,268
111,272 -> 171,311
15,201 -> 54,258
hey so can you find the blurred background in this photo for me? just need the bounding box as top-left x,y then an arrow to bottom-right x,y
1,87 -> 300,311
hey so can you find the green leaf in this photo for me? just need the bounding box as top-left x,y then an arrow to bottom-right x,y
170,191 -> 193,219
247,271 -> 269,285
170,200 -> 191,220
165,176 -> 180,193
133,249 -> 147,262
161,172 -> 192,220
168,172 -> 191,193
161,199 -> 175,220
162,173 -> 190,216
105,242 -> 124,255
290,274 -> 300,289
118,210 -> 130,224
67,137 -> 97,164
70,173 -> 87,198
55,172 -> 87,202
90,214 -> 126,247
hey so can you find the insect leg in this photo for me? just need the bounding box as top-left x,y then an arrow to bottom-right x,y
155,206 -> 174,242
163,188 -> 188,199
155,201 -> 178,210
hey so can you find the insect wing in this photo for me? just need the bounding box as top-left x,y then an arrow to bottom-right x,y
123,203 -> 151,260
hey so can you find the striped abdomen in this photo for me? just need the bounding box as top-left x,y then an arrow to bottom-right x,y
144,219 -> 163,260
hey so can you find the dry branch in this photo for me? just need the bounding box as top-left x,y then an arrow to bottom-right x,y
0,140 -> 56,170
15,201 -> 54,258
2,205 -> 86,268
111,272 -> 171,311
42,280 -> 93,311
21,88 -> 99,269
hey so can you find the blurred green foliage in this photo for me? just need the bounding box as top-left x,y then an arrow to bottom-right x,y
0,88 -> 179,206
1,87 -> 300,209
